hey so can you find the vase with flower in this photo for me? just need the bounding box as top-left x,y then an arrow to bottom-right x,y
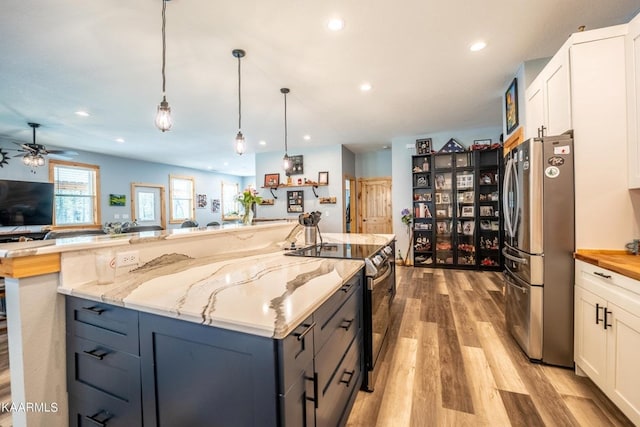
238,188 -> 262,225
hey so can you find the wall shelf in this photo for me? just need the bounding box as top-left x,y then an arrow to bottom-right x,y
260,183 -> 327,198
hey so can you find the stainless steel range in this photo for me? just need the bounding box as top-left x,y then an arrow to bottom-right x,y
285,241 -> 395,391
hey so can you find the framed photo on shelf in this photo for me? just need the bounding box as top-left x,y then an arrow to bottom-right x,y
441,192 -> 451,204
480,220 -> 492,230
264,173 -> 280,188
462,221 -> 475,236
463,191 -> 474,203
318,171 -> 329,185
505,77 -> 519,134
435,193 -> 442,204
480,206 -> 494,217
480,172 -> 495,185
436,209 -> 448,218
416,138 -> 432,155
461,206 -> 474,217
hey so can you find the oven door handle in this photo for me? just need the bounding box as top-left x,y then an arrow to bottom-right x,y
368,261 -> 392,290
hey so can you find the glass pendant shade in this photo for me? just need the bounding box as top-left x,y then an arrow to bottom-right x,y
283,153 -> 291,171
155,97 -> 172,132
235,131 -> 246,155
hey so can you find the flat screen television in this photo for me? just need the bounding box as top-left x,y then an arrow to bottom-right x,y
0,179 -> 54,226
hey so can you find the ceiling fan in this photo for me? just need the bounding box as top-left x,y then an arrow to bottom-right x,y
14,122 -> 78,167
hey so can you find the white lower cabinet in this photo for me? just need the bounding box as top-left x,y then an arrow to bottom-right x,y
574,260 -> 640,425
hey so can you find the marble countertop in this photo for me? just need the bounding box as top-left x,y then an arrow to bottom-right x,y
0,222 -> 289,258
58,230 -> 395,339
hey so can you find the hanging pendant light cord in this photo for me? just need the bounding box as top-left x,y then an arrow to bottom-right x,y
161,0 -> 167,98
284,91 -> 288,153
237,54 -> 242,130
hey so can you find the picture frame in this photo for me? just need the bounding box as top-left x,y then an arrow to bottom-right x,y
462,191 -> 474,203
264,173 -> 280,188
505,77 -> 519,134
287,190 -> 304,213
480,220 -> 492,230
318,171 -> 329,185
461,206 -> 474,217
472,139 -> 492,151
435,193 -> 442,204
109,194 -> 126,206
480,206 -> 494,217
288,155 -> 304,175
462,221 -> 475,236
415,138 -> 432,155
436,209 -> 448,218
441,192 -> 451,204
211,198 -> 220,213
480,172 -> 495,185
196,194 -> 207,208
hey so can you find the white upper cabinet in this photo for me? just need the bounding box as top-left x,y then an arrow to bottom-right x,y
627,13 -> 640,188
524,44 -> 571,139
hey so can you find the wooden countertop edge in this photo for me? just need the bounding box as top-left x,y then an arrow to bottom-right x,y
574,249 -> 640,282
0,253 -> 61,279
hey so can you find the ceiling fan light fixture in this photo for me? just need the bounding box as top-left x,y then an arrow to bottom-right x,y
155,0 -> 173,132
233,49 -> 247,155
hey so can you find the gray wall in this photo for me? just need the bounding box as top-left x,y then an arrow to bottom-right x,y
355,149 -> 392,178
0,145 -> 243,232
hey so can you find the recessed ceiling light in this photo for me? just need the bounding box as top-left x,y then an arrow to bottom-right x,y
259,140 -> 266,146
223,162 -> 229,166
470,41 -> 487,52
115,138 -> 125,143
303,135 -> 311,141
360,82 -> 372,92
75,111 -> 90,117
327,18 -> 345,31
207,166 -> 213,170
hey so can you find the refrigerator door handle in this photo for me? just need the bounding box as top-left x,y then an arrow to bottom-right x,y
511,159 -> 521,239
504,271 -> 529,293
502,247 -> 528,264
503,157 -> 515,238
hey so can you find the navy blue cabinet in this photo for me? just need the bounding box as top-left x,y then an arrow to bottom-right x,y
65,270 -> 363,426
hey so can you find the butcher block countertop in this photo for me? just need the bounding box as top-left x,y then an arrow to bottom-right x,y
574,249 -> 640,282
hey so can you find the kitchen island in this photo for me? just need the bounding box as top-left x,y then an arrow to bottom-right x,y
0,223 -> 394,426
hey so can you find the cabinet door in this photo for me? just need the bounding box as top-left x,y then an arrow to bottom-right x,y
543,50 -> 572,136
606,302 -> 640,425
280,362 -> 316,427
574,286 -> 608,389
525,78 -> 544,139
627,14 -> 640,188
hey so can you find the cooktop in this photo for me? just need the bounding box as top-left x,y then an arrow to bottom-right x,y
284,243 -> 384,260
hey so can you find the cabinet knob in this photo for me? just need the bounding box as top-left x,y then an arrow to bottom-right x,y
84,410 -> 113,427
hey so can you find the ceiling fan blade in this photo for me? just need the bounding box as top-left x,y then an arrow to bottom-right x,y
12,141 -> 35,152
46,149 -> 78,156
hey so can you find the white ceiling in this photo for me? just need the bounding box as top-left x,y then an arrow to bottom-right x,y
0,1 -> 638,176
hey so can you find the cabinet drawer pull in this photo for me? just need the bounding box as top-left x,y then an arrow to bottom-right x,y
339,370 -> 355,387
83,348 -> 109,360
341,281 -> 354,293
305,373 -> 319,409
594,271 -> 612,279
604,308 -> 613,330
340,319 -> 354,331
82,306 -> 106,315
295,322 -> 316,341
85,410 -> 113,426
595,303 -> 603,325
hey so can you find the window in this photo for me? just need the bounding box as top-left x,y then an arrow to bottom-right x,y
169,175 -> 195,223
49,160 -> 100,227
221,182 -> 240,221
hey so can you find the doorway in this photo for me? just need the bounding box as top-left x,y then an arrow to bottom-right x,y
344,174 -> 356,233
357,177 -> 392,233
131,183 -> 166,229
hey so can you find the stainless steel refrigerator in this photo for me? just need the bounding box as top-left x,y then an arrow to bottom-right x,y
502,133 -> 574,368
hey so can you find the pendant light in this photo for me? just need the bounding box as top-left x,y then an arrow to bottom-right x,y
281,88 -> 292,172
155,0 -> 172,132
232,49 -> 246,155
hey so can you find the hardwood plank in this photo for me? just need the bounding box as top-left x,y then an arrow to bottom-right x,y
462,346 -> 511,426
438,322 -> 474,413
410,322 -> 440,427
563,394 -> 631,427
499,390 -> 545,427
476,321 -> 528,394
375,337 -> 418,427
398,298 -> 421,339
446,272 -> 481,348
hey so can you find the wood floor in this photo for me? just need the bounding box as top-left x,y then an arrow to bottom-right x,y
346,267 -> 635,427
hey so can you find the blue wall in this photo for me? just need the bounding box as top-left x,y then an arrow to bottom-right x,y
355,149 -> 392,178
0,144 -> 244,231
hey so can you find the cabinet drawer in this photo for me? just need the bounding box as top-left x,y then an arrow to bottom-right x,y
315,336 -> 362,427
277,315 -> 315,394
279,360 -> 315,427
314,290 -> 360,394
69,392 -> 141,427
314,274 -> 361,352
66,296 -> 139,355
67,335 -> 141,405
